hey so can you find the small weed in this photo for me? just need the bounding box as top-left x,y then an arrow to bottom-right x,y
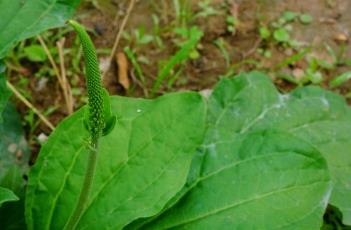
259,11 -> 313,48
330,71 -> 351,88
214,38 -> 230,67
194,0 -> 221,18
152,26 -> 203,96
122,27 -> 154,52
172,0 -> 193,27
226,15 -> 239,34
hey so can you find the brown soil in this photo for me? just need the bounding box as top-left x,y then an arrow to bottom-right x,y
6,0 -> 351,155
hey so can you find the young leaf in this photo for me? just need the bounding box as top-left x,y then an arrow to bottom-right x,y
23,45 -> 47,62
330,71 -> 351,88
0,187 -> 19,207
282,11 -> 297,21
299,14 -> 313,24
273,28 -> 290,42
259,26 -> 271,40
25,92 -> 206,230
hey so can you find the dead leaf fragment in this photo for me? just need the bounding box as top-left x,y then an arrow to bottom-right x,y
334,33 -> 348,43
116,52 -> 130,90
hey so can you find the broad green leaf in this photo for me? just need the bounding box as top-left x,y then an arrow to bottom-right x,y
211,72 -> 351,224
143,71 -> 351,228
206,72 -> 351,225
125,150 -> 207,230
199,72 -> 351,225
144,131 -> 331,229
0,0 -> 80,58
0,187 -> 19,206
25,92 -> 206,230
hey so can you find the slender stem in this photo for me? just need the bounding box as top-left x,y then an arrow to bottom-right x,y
64,139 -> 99,230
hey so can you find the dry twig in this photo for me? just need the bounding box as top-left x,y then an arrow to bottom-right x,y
6,81 -> 55,130
102,0 -> 136,79
57,38 -> 74,114
37,35 -> 73,114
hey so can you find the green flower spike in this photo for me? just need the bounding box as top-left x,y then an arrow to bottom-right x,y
64,20 -> 116,230
68,20 -> 116,141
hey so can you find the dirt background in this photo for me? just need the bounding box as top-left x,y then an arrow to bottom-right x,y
6,0 -> 351,159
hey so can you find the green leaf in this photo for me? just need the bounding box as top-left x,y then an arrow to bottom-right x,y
0,187 -> 19,206
0,167 -> 27,230
273,28 -> 290,42
144,131 -> 331,229
0,0 -> 81,58
144,72 -> 351,228
0,186 -> 22,230
0,66 -> 11,123
25,92 -> 206,230
24,45 -> 47,62
0,103 -> 30,186
206,72 -> 351,225
259,26 -> 271,40
299,14 -> 313,24
282,11 -> 297,21
209,72 -> 351,225
0,103 -> 29,230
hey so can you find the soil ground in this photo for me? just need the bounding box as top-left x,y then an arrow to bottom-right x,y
6,0 -> 351,160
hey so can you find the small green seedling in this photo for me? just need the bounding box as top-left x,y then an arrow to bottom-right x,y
214,38 -> 231,67
259,26 -> 271,40
195,0 -> 220,18
330,71 -> 351,88
23,45 -> 47,62
152,26 -> 203,96
299,13 -> 313,24
122,27 -> 154,52
226,15 -> 238,34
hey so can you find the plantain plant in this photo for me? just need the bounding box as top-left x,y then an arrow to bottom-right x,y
63,20 -> 116,230
0,4 -> 351,229
23,22 -> 351,229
